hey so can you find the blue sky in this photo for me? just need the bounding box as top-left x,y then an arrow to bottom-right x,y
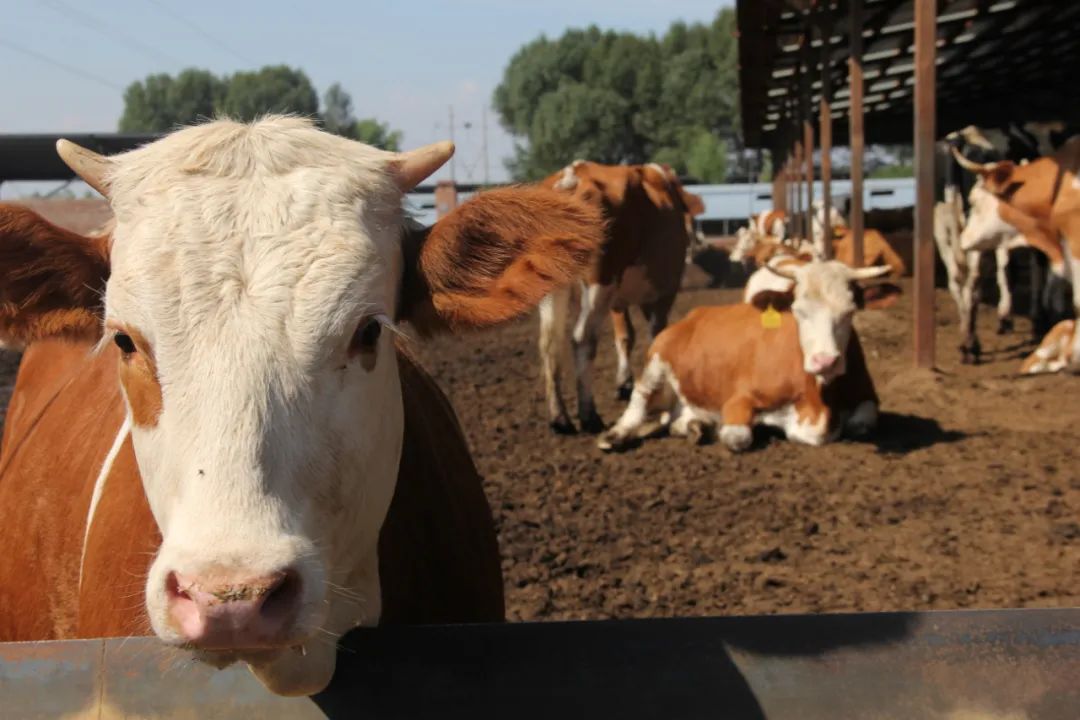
1,0 -> 731,193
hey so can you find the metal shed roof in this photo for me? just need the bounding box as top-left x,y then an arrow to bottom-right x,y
738,0 -> 1080,150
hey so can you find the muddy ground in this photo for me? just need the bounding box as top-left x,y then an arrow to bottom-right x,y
0,203 -> 1076,622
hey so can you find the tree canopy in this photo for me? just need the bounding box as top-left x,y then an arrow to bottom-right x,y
493,9 -> 740,181
119,67 -> 401,150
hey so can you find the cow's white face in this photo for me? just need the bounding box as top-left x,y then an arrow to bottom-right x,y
84,118 -> 444,696
731,226 -> 757,263
960,181 -> 1018,252
787,261 -> 891,383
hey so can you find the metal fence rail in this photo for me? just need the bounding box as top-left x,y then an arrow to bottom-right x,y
2,608 -> 1078,719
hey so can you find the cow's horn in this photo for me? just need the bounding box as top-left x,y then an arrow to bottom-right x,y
391,141 -> 455,192
848,265 -> 892,281
950,146 -> 993,174
765,261 -> 797,281
56,140 -> 112,197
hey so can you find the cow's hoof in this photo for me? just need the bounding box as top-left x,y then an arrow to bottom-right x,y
719,424 -> 753,452
615,380 -> 634,402
550,418 -> 577,435
597,431 -> 625,452
997,317 -> 1014,335
579,411 -> 606,435
686,419 -> 714,446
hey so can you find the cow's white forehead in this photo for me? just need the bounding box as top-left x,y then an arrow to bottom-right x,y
793,262 -> 855,310
103,117 -> 404,349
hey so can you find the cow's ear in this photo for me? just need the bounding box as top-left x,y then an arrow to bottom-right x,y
983,161 -> 1017,194
0,204 -> 109,349
749,289 -> 794,312
683,190 -> 705,216
854,282 -> 902,310
399,187 -> 603,335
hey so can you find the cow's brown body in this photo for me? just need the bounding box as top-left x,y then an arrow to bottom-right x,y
538,161 -> 703,430
0,340 -> 504,641
650,303 -> 878,436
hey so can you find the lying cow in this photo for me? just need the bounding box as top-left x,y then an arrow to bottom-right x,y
730,209 -> 788,264
0,117 -> 602,696
811,199 -> 847,255
598,260 -> 898,453
539,160 -> 703,432
731,222 -> 906,278
1020,319 -> 1076,374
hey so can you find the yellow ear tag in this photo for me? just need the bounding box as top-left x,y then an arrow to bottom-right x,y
761,305 -> 782,330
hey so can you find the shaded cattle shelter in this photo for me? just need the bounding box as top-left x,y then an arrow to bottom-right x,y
737,0 -> 1080,367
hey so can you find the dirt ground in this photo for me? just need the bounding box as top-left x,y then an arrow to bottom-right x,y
0,206 -> 1076,623
410,262 -> 1080,621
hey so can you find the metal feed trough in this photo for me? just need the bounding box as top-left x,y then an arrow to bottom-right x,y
2,608 -> 1077,718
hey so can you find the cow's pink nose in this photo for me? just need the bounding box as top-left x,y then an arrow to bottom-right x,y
165,569 -> 301,649
809,352 -> 840,374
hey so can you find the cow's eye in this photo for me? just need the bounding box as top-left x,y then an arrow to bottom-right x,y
349,318 -> 382,367
114,332 -> 137,355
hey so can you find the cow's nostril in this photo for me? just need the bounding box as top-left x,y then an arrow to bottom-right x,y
165,570 -> 191,602
260,569 -> 301,622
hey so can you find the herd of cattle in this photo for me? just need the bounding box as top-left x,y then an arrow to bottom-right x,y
0,115 -> 1075,697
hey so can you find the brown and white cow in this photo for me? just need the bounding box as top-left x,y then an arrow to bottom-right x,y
1020,319 -> 1076,374
730,209 -> 789,264
934,184 -> 1030,364
953,140 -> 1080,365
730,222 -> 907,278
0,117 -> 602,696
598,260 -> 897,452
538,160 -> 703,433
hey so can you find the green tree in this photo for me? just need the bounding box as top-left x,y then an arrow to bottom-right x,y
319,83 -> 402,149
523,83 -> 633,179
119,69 -> 223,132
118,73 -> 176,132
351,118 -> 402,151
218,65 -> 319,121
168,69 -> 224,125
684,130 -> 727,182
493,8 -> 740,181
118,68 -> 402,148
322,82 -> 355,136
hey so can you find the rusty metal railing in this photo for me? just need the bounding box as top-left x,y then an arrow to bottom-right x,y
3,608 -> 1078,719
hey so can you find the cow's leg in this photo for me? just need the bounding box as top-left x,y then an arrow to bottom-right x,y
611,307 -> 636,401
719,396 -> 755,452
598,353 -> 672,451
936,223 -> 976,363
1029,250 -> 1051,339
642,293 -> 677,342
959,251 -> 982,364
572,282 -> 616,433
538,287 -> 575,434
1068,252 -> 1080,371
844,400 -> 879,438
994,245 -> 1013,334
1043,255 -> 1073,337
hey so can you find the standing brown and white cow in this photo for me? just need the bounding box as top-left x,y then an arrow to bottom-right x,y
599,260 -> 898,452
538,160 -> 703,433
0,117 -> 603,696
954,138 -> 1080,366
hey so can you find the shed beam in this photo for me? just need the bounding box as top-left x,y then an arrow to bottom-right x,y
849,0 -> 865,268
819,2 -> 834,260
913,0 -> 936,369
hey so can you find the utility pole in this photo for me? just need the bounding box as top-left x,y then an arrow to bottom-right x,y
482,105 -> 490,186
448,105 -> 457,183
